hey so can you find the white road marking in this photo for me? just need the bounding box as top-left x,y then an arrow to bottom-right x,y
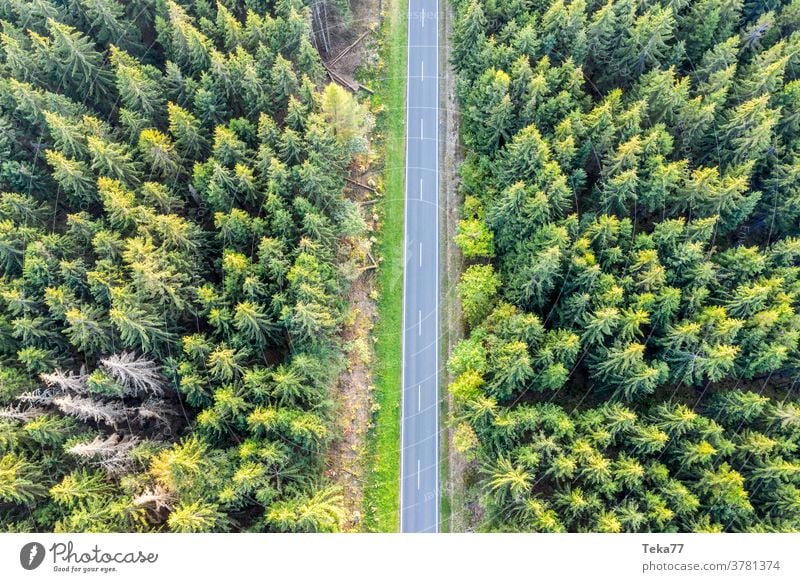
421,8 -> 425,27
417,459 -> 421,489
420,177 -> 423,199
418,385 -> 421,411
421,117 -> 424,140
419,242 -> 423,267
421,61 -> 424,81
418,310 -> 422,336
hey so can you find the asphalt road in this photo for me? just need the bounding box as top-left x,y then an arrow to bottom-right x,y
400,0 -> 440,533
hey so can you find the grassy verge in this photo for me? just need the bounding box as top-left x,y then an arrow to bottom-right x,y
361,0 -> 408,532
439,405 -> 451,532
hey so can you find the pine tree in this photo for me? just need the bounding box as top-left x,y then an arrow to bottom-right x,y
167,500 -> 228,532
464,69 -> 515,155
0,453 -> 48,505
265,486 -> 343,533
617,6 -> 675,81
721,95 -> 780,165
109,46 -> 164,122
44,149 -> 97,205
451,0 -> 487,76
78,0 -> 139,49
44,19 -> 112,101
87,136 -> 141,185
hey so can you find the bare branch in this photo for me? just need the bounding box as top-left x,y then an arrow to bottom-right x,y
137,398 -> 177,426
40,368 -> 88,394
0,405 -> 45,422
17,389 -> 58,405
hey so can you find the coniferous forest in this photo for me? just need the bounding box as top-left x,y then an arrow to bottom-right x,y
0,0 -> 373,532
450,0 -> 800,532
4,0 -> 800,537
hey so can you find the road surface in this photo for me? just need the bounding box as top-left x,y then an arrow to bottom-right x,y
400,0 -> 440,533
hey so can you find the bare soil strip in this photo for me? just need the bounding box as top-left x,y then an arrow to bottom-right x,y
321,0 -> 383,531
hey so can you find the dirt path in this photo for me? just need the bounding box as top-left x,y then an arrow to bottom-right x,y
439,0 -> 473,533
326,270 -> 378,531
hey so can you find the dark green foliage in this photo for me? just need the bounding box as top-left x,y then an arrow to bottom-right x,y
451,0 -> 800,532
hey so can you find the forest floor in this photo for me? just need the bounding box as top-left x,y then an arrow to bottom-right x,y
319,0 -> 383,532
326,271 -> 378,531
315,0 -> 382,84
439,0 -> 472,533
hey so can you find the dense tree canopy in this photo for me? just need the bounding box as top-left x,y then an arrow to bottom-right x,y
451,0 -> 800,531
0,0 -> 371,532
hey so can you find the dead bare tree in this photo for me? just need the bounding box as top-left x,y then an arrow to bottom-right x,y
100,352 -> 166,397
67,433 -> 141,475
67,433 -> 139,458
53,394 -> 127,427
312,1 -> 331,55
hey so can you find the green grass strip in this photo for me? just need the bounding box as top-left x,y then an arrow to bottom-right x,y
362,0 -> 408,532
